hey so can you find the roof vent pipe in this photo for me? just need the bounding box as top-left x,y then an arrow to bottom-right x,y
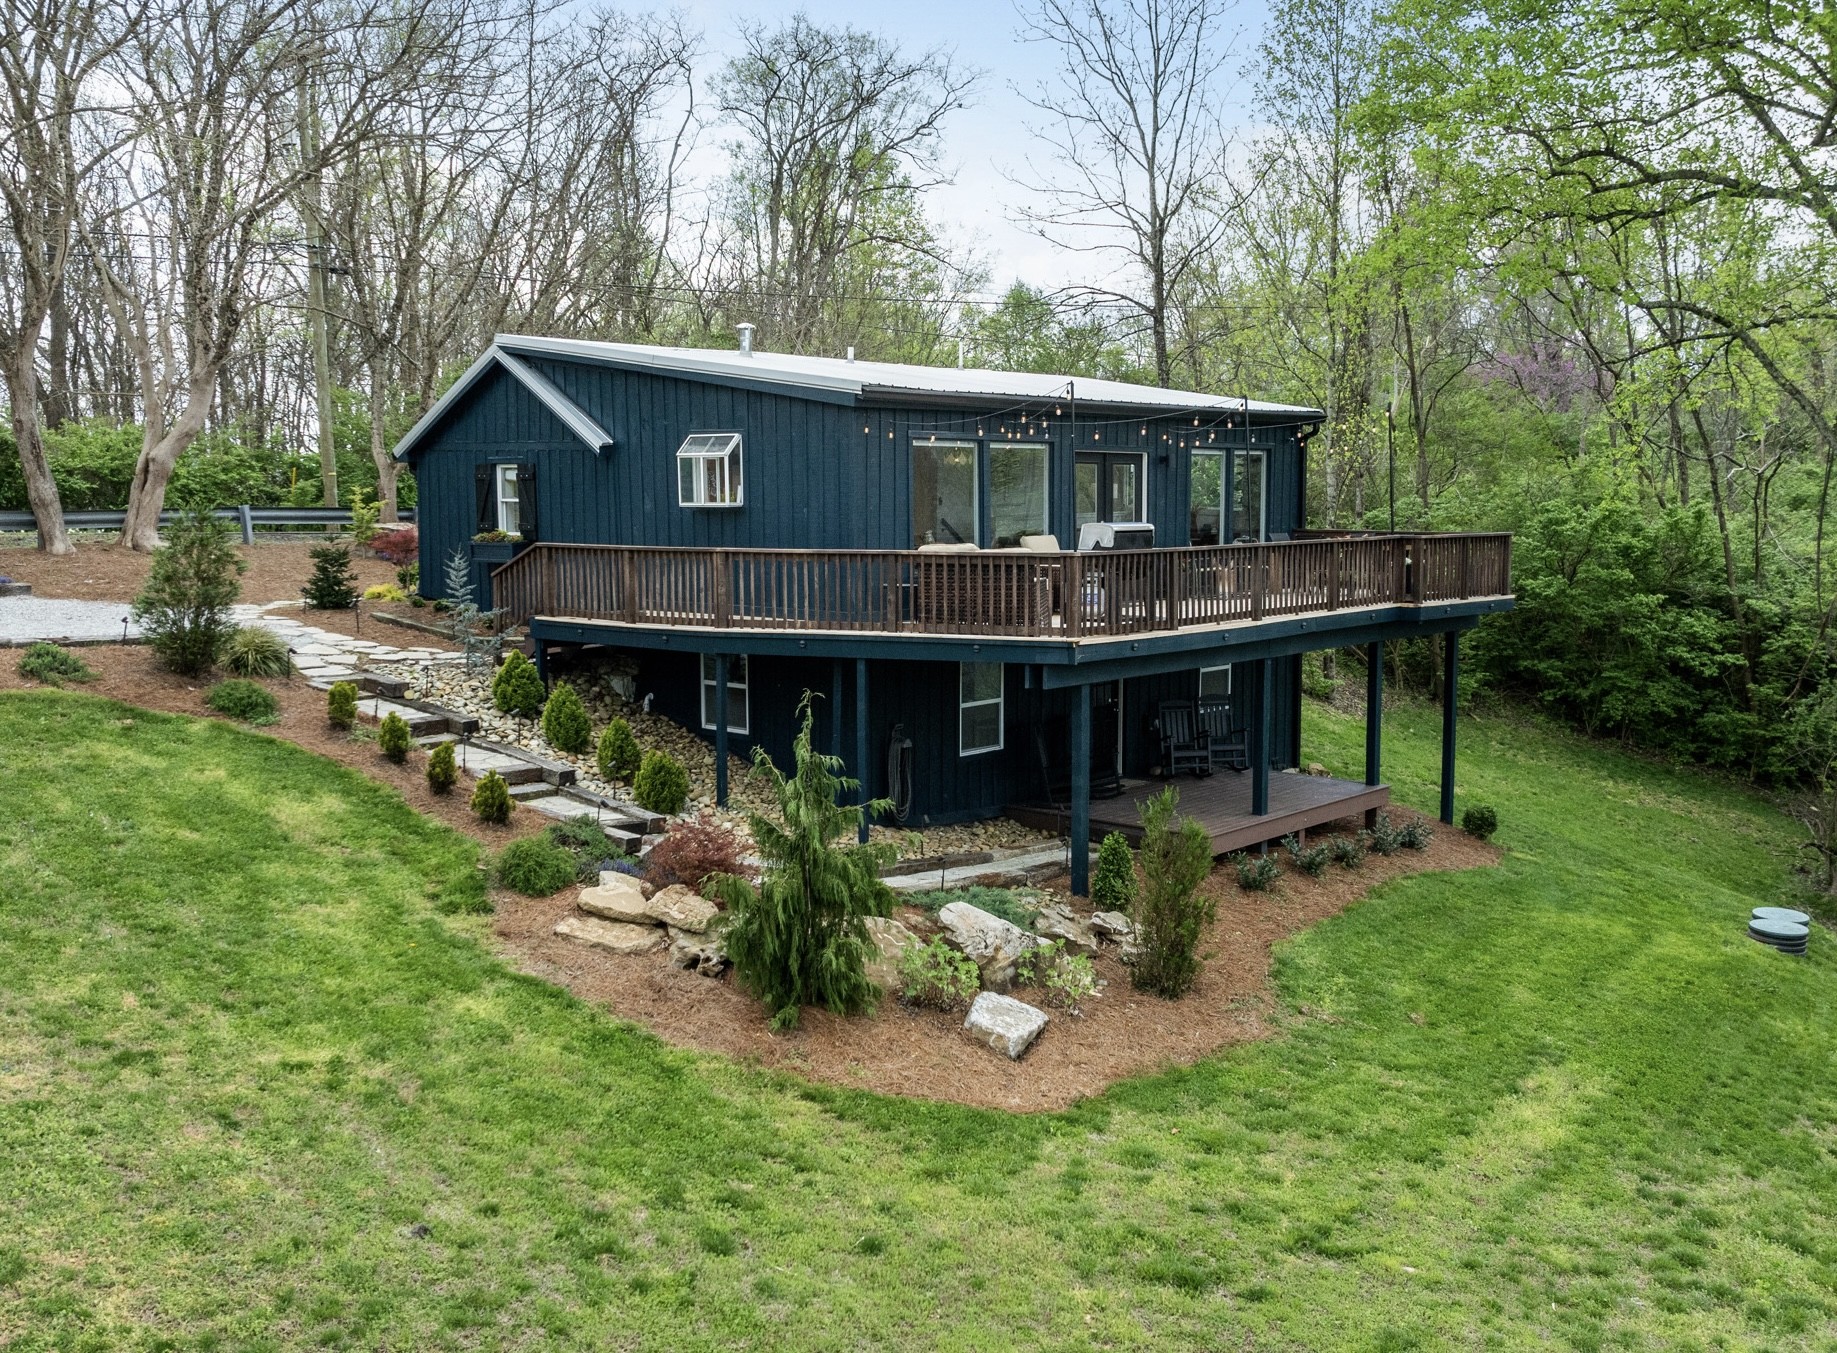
736,322 -> 755,355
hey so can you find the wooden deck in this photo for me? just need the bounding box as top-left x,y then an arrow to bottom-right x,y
1007,771 -> 1388,856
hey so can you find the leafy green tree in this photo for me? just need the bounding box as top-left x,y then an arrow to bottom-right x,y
706,694 -> 896,1030
132,508 -> 245,676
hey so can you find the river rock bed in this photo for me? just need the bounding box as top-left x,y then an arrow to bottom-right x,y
374,657 -> 1058,859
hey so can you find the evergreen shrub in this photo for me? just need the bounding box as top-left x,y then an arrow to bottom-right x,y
1092,832 -> 1136,912
377,711 -> 412,763
16,642 -> 93,687
133,508 -> 244,675
632,750 -> 689,816
471,770 -> 512,824
541,683 -> 592,754
1130,787 -> 1215,999
495,837 -> 578,896
206,678 -> 277,725
426,740 -> 458,794
301,544 -> 358,609
491,650 -> 545,717
597,718 -> 642,781
326,680 -> 359,729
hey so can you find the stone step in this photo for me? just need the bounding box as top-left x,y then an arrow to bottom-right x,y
453,743 -> 548,785
881,844 -> 1086,893
355,697 -> 447,736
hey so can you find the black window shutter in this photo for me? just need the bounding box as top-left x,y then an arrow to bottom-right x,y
517,462 -> 537,541
474,463 -> 493,532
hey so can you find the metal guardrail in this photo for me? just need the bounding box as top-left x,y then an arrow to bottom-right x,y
0,505 -> 416,545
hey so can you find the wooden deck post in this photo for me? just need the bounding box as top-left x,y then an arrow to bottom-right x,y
1070,682 -> 1091,896
1440,628 -> 1459,824
856,657 -> 871,845
831,659 -> 845,757
1365,640 -> 1383,830
713,654 -> 729,808
1252,658 -> 1272,818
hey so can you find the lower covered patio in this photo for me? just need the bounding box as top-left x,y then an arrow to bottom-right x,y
1006,769 -> 1390,856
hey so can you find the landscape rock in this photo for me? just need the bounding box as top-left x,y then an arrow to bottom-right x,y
577,873 -> 654,925
667,924 -> 728,976
647,884 -> 720,933
963,991 -> 1049,1060
937,901 -> 1044,993
1089,911 -> 1134,941
863,915 -> 922,992
1033,901 -> 1099,953
554,914 -> 667,955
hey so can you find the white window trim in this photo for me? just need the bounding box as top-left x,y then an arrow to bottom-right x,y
700,654 -> 750,735
1234,449 -> 1268,542
495,463 -> 521,536
677,431 -> 744,508
1191,448 -> 1225,545
959,661 -> 1005,757
1199,665 -> 1232,700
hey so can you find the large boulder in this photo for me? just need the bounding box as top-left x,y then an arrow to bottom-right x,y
863,915 -> 922,993
647,884 -> 719,934
963,991 -> 1049,1060
937,901 -> 1044,993
1089,911 -> 1134,941
554,914 -> 667,955
577,872 -> 653,925
667,924 -> 728,976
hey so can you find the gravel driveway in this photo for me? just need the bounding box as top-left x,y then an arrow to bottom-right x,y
0,597 -> 141,646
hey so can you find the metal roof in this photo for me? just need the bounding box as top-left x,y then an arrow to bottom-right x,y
394,333 -> 1322,460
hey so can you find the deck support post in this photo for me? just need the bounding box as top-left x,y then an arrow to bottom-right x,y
1070,682 -> 1091,896
831,660 -> 845,757
713,654 -> 729,808
1251,658 -> 1272,818
533,640 -> 549,689
856,657 -> 871,845
1440,629 -> 1459,825
1364,640 -> 1383,829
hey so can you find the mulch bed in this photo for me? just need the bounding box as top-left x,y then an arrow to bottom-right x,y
3,641 -> 1502,1113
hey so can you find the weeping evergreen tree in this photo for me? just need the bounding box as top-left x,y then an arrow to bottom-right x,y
708,693 -> 896,1030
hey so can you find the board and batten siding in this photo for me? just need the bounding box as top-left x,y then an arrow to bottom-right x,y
406,351 -> 1308,601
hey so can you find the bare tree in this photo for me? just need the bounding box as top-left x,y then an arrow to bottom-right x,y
1015,0 -> 1239,387
0,0 -> 134,554
709,15 -> 975,354
82,0 -> 448,551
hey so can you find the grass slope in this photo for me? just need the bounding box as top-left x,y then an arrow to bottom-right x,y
1,690 -> 1833,1351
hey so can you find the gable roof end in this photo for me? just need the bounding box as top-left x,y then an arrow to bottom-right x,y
391,344 -> 616,461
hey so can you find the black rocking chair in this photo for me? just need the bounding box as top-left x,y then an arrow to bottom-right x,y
1157,700 -> 1212,778
1200,696 -> 1250,772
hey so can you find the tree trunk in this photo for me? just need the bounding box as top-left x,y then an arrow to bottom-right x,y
369,369 -> 399,523
120,391 -> 210,552
5,350 -> 73,555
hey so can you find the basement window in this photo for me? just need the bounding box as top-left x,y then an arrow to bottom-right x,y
700,654 -> 750,735
959,661 -> 1004,756
677,432 -> 744,507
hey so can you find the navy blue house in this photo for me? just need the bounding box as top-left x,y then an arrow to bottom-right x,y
396,334 -> 1513,893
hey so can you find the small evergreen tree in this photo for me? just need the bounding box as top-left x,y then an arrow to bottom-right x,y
302,544 -> 358,609
1130,787 -> 1216,999
471,770 -> 512,824
492,650 -> 545,717
706,694 -> 896,1030
541,682 -> 592,754
132,508 -> 244,676
378,711 -> 412,763
441,547 -> 500,671
426,739 -> 458,794
632,750 -> 689,815
326,680 -> 359,729
1092,831 -> 1137,912
597,717 -> 642,781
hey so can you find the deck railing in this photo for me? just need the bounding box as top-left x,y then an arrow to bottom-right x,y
490,532 -> 1511,640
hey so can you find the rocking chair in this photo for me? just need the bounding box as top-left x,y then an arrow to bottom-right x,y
1157,700 -> 1212,779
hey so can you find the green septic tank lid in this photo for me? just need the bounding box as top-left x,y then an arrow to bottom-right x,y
1752,907 -> 1811,926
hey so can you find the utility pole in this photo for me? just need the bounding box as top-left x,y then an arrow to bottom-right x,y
298,54 -> 337,509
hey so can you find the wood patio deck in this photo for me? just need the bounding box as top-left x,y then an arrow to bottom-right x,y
1007,771 -> 1388,856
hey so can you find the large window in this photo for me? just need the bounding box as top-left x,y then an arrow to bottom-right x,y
1232,450 -> 1266,541
989,442 -> 1049,546
700,654 -> 749,734
913,440 -> 978,545
495,463 -> 521,536
1199,665 -> 1232,700
677,432 -> 744,507
1190,450 -> 1223,545
959,662 -> 1004,755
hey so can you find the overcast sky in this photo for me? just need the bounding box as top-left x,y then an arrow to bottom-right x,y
667,0 -> 1275,296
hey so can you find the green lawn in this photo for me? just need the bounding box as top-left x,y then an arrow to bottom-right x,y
2,690 -> 1834,1351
